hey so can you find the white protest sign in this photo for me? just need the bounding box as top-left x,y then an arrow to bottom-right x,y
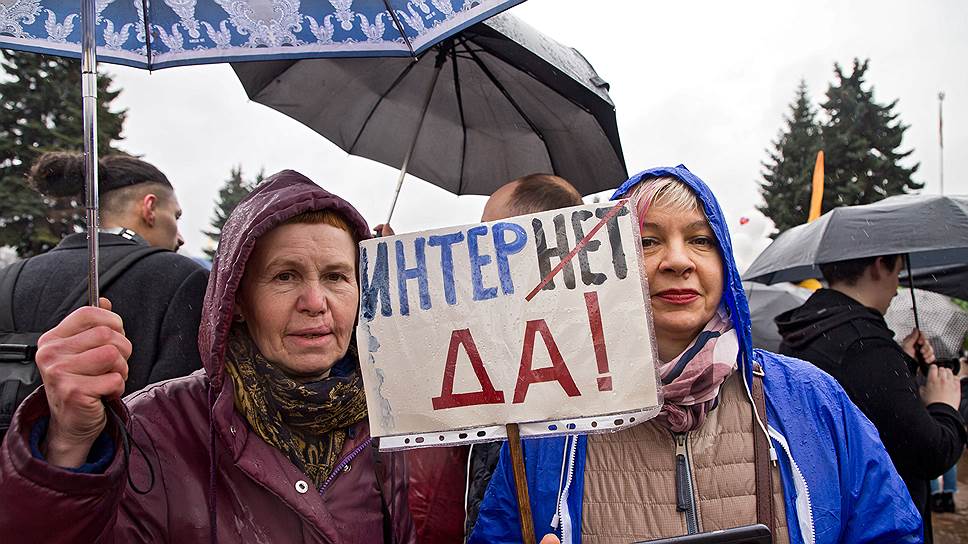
356,201 -> 661,450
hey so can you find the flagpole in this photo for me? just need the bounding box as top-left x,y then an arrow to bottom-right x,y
81,0 -> 101,305
938,91 -> 945,196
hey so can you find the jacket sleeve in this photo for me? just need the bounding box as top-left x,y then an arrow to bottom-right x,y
467,443 -> 524,544
834,385 -> 924,543
841,340 -> 966,480
147,267 -> 208,385
0,390 -> 164,543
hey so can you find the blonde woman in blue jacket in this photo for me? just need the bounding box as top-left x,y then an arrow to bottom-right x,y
470,166 -> 922,544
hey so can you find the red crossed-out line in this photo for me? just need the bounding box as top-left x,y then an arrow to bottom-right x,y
525,200 -> 628,302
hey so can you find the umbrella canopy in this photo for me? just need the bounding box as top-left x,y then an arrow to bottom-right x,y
742,281 -> 811,352
885,289 -> 968,359
900,264 -> 968,301
2,0 -> 524,302
232,12 -> 627,198
744,194 -> 968,290
0,0 -> 525,69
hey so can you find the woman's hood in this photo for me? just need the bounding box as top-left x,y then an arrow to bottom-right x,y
610,165 -> 756,389
197,170 -> 371,390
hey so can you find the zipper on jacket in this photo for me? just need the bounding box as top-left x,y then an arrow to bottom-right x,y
557,436 -> 578,544
318,438 -> 372,496
673,432 -> 699,534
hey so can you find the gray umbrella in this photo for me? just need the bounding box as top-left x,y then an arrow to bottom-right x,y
885,289 -> 968,359
743,281 -> 811,352
744,194 -> 968,290
232,13 -> 627,222
744,194 -> 968,352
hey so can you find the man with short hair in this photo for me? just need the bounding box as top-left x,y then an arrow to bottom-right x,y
481,173 -> 584,222
0,152 -> 208,429
776,254 -> 966,543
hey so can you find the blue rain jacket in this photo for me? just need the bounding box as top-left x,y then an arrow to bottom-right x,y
469,166 -> 922,544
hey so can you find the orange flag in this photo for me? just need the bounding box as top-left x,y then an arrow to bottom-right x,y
799,150 -> 825,291
808,150 -> 824,222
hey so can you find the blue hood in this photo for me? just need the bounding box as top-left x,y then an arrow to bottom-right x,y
611,165 -> 755,391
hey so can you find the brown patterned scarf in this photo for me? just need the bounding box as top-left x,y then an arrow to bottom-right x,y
224,325 -> 368,487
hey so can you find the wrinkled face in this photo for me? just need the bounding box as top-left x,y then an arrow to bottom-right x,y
236,222 -> 359,381
640,203 -> 724,359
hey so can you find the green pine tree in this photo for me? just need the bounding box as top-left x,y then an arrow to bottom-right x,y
203,166 -> 263,259
820,58 -> 921,209
758,80 -> 823,235
0,51 -> 126,257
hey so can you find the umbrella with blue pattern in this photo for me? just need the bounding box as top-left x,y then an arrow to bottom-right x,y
0,0 -> 524,301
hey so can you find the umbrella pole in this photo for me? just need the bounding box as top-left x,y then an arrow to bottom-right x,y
384,46 -> 448,225
904,254 -> 921,330
904,254 -> 925,367
81,0 -> 101,306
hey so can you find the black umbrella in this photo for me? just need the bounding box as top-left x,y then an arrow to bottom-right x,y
232,12 -> 627,222
744,194 -> 968,354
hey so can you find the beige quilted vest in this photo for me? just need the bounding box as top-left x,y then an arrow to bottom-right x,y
581,372 -> 789,543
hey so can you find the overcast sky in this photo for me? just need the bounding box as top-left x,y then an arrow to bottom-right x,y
104,0 -> 967,270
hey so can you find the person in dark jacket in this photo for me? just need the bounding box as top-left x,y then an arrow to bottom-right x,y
0,171 -> 414,543
2,151 -> 207,396
776,254 -> 966,543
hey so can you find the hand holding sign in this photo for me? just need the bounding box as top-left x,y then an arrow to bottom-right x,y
356,201 -> 661,448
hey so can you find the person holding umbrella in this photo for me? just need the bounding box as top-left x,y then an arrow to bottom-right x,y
0,171 -> 414,542
471,166 -> 920,543
775,255 -> 966,542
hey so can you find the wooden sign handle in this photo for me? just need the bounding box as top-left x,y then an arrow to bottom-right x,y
506,423 -> 536,544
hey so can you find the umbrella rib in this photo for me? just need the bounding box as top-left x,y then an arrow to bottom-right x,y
348,55 -> 423,155
460,37 -> 557,174
381,0 -> 416,58
470,38 -> 593,115
452,43 -> 468,193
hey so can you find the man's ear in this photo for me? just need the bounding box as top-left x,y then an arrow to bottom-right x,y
141,194 -> 158,227
870,256 -> 894,281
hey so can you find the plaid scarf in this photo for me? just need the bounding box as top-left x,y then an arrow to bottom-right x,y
224,325 -> 368,487
654,311 -> 738,433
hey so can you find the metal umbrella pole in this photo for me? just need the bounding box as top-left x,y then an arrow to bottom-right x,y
384,43 -> 449,225
904,254 -> 925,367
81,0 -> 101,306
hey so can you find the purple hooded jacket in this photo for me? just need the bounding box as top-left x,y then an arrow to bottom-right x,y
0,171 -> 415,543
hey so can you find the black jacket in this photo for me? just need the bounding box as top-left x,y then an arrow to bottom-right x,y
464,441 -> 503,540
4,232 -> 208,395
776,289 -> 966,542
